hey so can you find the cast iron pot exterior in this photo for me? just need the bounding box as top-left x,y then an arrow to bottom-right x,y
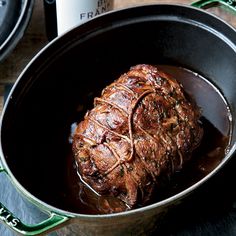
1,4 -> 236,235
0,0 -> 35,61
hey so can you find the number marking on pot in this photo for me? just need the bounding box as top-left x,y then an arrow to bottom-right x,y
0,205 -> 20,227
224,0 -> 236,9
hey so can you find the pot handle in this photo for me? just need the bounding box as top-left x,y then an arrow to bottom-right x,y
0,168 -> 69,235
192,0 -> 236,12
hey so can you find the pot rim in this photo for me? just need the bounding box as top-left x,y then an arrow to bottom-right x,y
0,0 -> 35,62
1,3 -> 236,219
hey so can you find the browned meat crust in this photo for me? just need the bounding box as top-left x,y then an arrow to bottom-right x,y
72,64 -> 203,208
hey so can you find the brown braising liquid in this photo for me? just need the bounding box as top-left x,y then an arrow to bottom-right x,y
62,65 -> 232,214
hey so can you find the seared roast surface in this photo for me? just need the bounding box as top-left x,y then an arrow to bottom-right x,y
72,64 -> 203,208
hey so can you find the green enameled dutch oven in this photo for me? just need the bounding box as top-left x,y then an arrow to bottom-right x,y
1,0 -> 236,235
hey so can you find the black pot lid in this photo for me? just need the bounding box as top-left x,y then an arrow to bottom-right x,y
0,0 -> 34,61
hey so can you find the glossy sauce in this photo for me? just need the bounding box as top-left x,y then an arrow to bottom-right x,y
62,65 -> 232,214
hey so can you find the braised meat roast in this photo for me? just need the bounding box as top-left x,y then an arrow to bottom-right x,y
72,64 -> 203,208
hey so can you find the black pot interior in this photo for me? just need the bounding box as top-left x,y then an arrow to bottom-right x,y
1,5 -> 236,212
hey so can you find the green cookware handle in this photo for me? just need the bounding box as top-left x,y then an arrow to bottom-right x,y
192,0 -> 236,13
0,168 -> 69,235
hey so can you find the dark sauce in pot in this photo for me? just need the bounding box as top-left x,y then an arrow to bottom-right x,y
61,65 -> 232,214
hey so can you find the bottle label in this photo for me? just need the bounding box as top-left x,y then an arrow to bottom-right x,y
56,0 -> 114,35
